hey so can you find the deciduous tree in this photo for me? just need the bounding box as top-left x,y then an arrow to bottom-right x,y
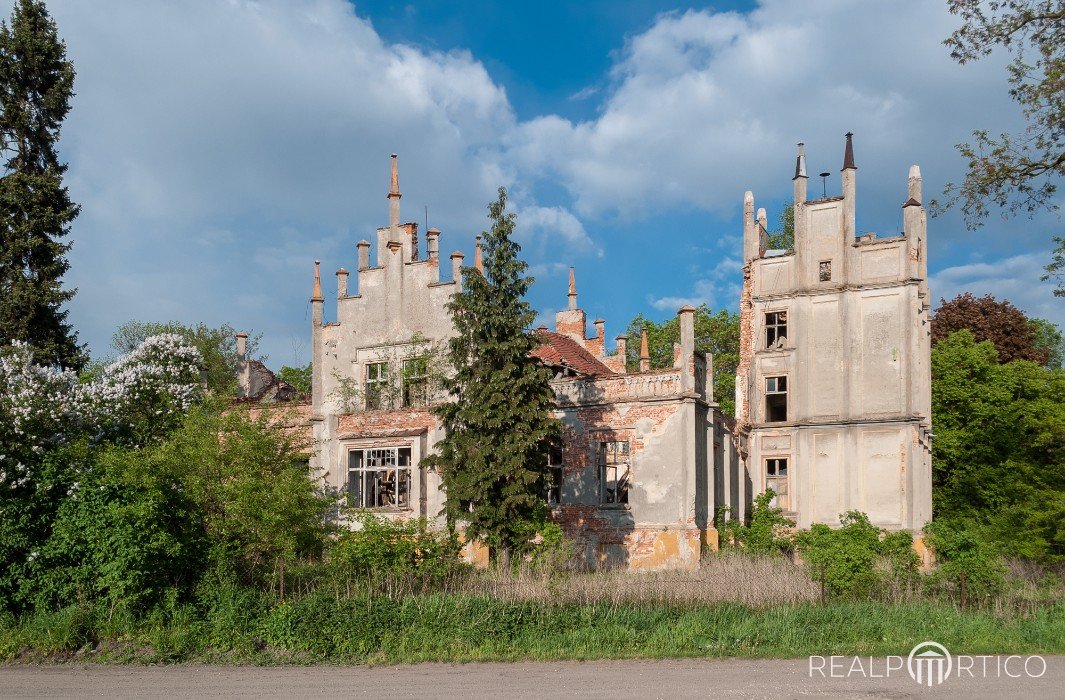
936,1 -> 1064,293
625,305 -> 740,415
931,292 -> 1050,364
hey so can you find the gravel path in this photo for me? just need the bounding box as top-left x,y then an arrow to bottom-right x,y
1,656 -> 1061,699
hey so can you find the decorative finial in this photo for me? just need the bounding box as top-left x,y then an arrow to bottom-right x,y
567,266 -> 577,310
639,326 -> 650,372
474,235 -> 483,273
794,142 -> 807,179
842,132 -> 856,170
388,153 -> 401,198
311,260 -> 323,302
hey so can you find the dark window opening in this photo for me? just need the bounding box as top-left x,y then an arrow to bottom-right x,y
402,356 -> 429,407
598,441 -> 630,505
819,260 -> 832,282
765,311 -> 787,349
765,375 -> 788,422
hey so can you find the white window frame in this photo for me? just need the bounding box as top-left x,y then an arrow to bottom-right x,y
764,375 -> 788,422
347,446 -> 412,510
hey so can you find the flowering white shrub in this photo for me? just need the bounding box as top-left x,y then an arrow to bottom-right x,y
0,335 -> 204,487
0,342 -> 82,488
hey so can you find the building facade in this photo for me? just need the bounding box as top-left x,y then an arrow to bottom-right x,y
239,135 -> 932,568
297,155 -> 740,569
735,134 -> 933,530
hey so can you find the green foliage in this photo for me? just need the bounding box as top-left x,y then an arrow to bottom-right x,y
625,304 -> 740,415
766,201 -> 794,250
1030,316 -> 1065,369
924,519 -> 1008,598
796,511 -> 919,597
936,1 -> 1064,292
0,0 -> 84,369
717,490 -> 795,554
277,363 -> 311,393
426,187 -> 561,560
111,320 -> 261,395
931,330 -> 1065,561
328,515 -> 463,589
6,402 -> 334,615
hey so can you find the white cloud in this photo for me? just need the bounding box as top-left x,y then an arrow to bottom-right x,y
929,252 -> 1064,327
515,205 -> 597,257
18,0 -> 1052,362
506,0 -> 1020,235
649,256 -> 742,311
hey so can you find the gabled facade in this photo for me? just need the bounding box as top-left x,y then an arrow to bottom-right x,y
297,155 -> 741,569
735,135 -> 933,530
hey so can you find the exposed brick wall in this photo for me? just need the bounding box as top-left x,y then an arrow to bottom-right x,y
336,407 -> 439,438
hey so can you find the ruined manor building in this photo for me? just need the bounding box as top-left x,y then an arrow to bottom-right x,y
239,134 -> 932,569
735,134 -> 933,530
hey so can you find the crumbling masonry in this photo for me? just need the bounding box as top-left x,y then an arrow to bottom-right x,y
239,135 -> 932,569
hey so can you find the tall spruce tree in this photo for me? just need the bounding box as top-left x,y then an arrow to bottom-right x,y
0,0 -> 83,369
427,187 -> 560,562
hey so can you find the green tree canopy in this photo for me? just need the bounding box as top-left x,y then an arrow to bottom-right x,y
0,0 -> 84,368
625,304 -> 740,415
931,329 -> 1065,561
425,187 -> 561,562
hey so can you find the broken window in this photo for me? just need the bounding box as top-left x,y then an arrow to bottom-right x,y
365,361 -> 390,410
402,356 -> 430,408
347,446 -> 411,509
546,443 -> 564,505
765,311 -> 787,349
765,375 -> 788,422
598,440 -> 630,505
819,260 -> 832,282
765,457 -> 790,510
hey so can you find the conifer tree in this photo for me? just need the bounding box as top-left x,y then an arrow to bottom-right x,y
0,0 -> 84,369
427,187 -> 560,563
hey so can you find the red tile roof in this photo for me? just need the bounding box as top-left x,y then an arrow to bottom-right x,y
532,329 -> 615,377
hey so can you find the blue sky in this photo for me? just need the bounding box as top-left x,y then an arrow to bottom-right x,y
25,0 -> 1063,367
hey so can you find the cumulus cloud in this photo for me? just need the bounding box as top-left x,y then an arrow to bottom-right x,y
506,0 -> 1020,237
929,252 -> 1064,327
21,0 -> 1055,361
650,256 -> 742,311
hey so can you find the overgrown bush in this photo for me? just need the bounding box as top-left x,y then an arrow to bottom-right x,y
924,518 -> 1008,600
328,515 -> 464,594
717,490 -> 795,554
796,511 -> 918,597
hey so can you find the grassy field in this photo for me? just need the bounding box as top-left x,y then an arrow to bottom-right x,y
3,556 -> 1063,664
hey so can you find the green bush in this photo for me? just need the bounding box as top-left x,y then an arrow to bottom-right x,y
327,515 -> 464,593
717,490 -> 795,555
924,518 -> 1007,599
797,511 -> 918,597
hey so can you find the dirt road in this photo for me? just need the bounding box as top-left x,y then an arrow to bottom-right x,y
1,657 -> 1061,699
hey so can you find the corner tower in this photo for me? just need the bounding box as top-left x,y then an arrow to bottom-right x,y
736,134 -> 932,530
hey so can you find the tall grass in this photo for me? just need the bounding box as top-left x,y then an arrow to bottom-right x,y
2,553 -> 1062,664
